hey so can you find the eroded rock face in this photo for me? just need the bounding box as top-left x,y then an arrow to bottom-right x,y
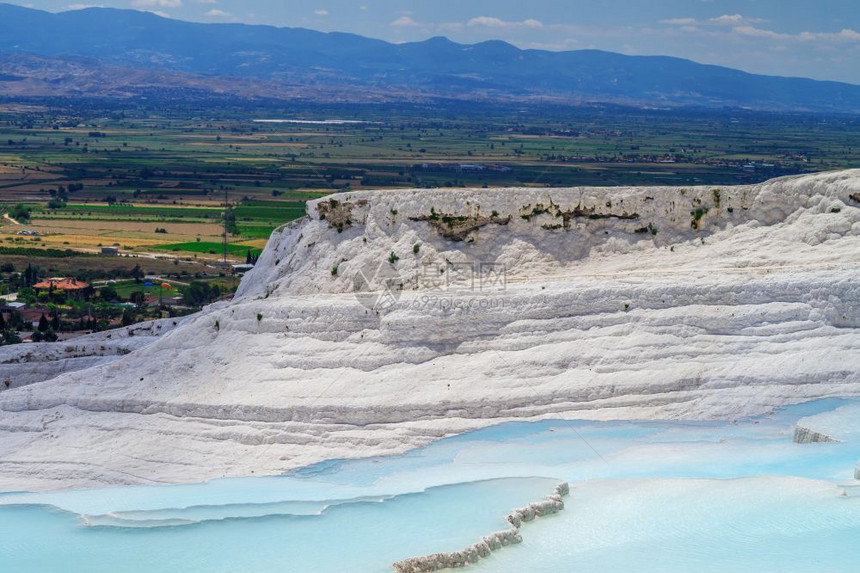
793,426 -> 840,444
315,197 -> 368,233
392,482 -> 570,572
1,171 -> 859,491
408,210 -> 511,242
240,170 -> 860,300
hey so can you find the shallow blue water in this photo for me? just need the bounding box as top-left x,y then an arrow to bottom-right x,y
1,398 -> 858,572
483,477 -> 860,573
0,478 -> 559,573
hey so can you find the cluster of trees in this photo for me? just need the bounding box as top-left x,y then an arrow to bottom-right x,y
98,285 -> 120,302
4,307 -> 132,346
31,312 -> 59,343
5,264 -> 52,298
181,281 -> 221,307
7,203 -> 31,222
0,312 -> 23,346
43,184 -> 84,209
20,263 -> 40,287
1,257 -> 227,345
121,308 -> 137,327
100,285 -> 145,307
47,187 -> 67,209
103,193 -> 136,205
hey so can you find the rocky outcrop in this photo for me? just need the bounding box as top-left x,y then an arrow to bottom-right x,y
408,210 -> 511,242
392,482 -> 569,572
241,169 -> 860,300
793,426 -> 841,444
392,529 -> 521,573
316,197 -> 368,233
793,402 -> 860,449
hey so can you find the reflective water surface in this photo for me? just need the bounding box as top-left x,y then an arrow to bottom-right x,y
2,399 -> 858,572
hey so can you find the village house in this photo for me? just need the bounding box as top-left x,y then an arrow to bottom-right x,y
32,277 -> 91,300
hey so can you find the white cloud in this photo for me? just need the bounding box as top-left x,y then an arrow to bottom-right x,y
660,18 -> 696,26
662,14 -> 764,28
710,14 -> 746,24
314,9 -> 328,16
205,8 -> 231,17
468,16 -> 506,28
733,25 -> 783,39
390,16 -> 418,27
658,14 -> 859,47
467,16 -> 543,29
803,28 -> 860,42
734,25 -> 860,43
131,0 -> 182,8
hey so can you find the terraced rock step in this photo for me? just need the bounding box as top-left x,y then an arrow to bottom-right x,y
793,426 -> 841,444
393,482 -> 570,572
0,170 -> 858,491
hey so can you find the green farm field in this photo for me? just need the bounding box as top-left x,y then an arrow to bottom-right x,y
154,242 -> 263,256
0,99 -> 858,272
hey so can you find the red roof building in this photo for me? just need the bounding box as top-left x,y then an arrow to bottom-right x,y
33,278 -> 90,299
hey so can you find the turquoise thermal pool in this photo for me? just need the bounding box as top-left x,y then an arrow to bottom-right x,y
1,399 -> 858,572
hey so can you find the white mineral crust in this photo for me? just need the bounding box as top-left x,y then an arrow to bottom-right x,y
1,170 -> 858,491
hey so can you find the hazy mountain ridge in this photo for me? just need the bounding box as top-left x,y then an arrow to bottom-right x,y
1,4 -> 860,111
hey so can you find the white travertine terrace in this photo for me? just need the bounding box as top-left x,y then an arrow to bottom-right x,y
1,170 -> 858,491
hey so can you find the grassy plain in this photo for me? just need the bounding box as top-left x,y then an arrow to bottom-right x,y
0,99 -> 858,273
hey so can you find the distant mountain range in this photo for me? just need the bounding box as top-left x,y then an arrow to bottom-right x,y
1,3 -> 859,112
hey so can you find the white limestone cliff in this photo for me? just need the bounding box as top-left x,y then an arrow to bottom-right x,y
0,170 -> 858,491
0,317 -> 188,391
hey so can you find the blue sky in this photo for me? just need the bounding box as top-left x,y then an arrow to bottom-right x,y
11,1 -> 860,83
